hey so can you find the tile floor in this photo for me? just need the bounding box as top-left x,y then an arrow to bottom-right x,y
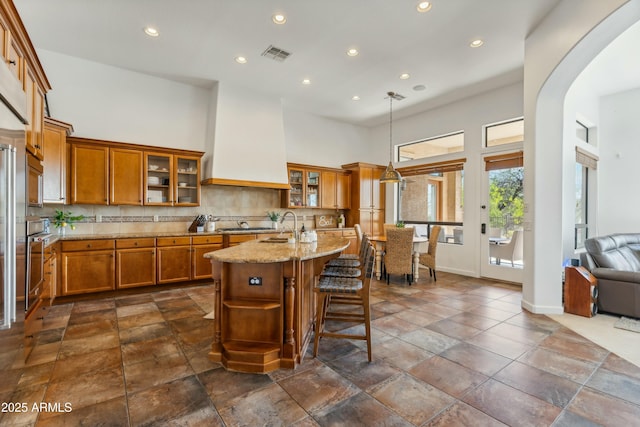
1,272 -> 640,426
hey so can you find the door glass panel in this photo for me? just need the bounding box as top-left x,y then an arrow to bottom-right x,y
306,171 -> 320,207
288,169 -> 303,207
488,166 -> 524,268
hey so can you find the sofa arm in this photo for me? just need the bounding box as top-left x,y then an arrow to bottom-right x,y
591,267 -> 640,283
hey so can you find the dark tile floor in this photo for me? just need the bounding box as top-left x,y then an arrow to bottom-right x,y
1,272 -> 640,426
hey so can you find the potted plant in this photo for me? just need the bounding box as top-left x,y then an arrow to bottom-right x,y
266,211 -> 281,229
395,221 -> 405,228
53,209 -> 84,236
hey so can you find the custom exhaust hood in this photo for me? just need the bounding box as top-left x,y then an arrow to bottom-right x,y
201,82 -> 290,189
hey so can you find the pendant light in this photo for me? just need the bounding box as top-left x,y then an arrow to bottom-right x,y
380,91 -> 403,183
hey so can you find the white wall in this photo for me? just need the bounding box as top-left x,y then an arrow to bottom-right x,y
371,83 -> 524,277
598,87 -> 640,233
38,49 -> 210,151
283,109 -> 373,168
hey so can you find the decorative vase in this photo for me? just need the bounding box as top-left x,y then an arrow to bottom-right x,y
58,226 -> 66,236
271,221 -> 278,230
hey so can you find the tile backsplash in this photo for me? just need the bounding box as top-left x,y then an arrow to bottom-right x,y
35,185 -> 342,235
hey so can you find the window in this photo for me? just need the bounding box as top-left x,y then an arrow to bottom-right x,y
398,132 -> 464,162
575,147 -> 597,249
576,121 -> 589,143
397,158 -> 465,244
485,119 -> 524,147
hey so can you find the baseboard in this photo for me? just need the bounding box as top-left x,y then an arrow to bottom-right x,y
521,298 -> 564,314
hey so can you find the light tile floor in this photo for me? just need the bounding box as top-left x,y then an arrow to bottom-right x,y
1,272 -> 639,426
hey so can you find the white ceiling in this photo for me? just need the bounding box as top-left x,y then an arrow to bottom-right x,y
13,0 -> 578,126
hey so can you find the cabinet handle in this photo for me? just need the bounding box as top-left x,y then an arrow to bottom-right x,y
134,242 -> 138,246
87,244 -> 92,248
8,60 -> 16,65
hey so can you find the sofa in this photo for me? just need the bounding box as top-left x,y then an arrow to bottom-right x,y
581,233 -> 640,318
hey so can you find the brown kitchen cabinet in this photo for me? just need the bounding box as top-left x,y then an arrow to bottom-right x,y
116,238 -> 156,289
285,164 -> 321,208
192,235 -> 223,280
145,152 -> 173,205
157,237 -> 192,284
42,245 -> 56,305
175,155 -> 200,206
110,147 -> 143,205
24,64 -> 45,160
69,141 -> 109,205
42,117 -> 73,204
342,163 -> 386,236
26,152 -> 42,207
60,239 -> 116,295
321,170 -> 350,210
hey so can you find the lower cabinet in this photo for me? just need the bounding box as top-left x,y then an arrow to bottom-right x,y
317,229 -> 358,255
42,245 -> 57,305
116,238 -> 156,288
60,239 -> 116,295
157,237 -> 192,284
192,235 -> 223,280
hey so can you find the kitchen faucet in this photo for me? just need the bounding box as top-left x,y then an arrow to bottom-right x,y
280,210 -> 298,241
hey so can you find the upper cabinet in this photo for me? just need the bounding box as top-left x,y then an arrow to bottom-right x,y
68,137 -> 203,207
1,1 -> 51,157
342,163 -> 386,236
144,152 -> 200,206
284,164 -> 323,208
69,141 -> 109,205
321,170 -> 351,210
42,117 -> 73,204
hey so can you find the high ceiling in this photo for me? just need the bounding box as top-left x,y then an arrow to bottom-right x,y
15,0 -> 565,126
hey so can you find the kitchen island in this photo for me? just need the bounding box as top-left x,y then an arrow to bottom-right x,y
204,234 -> 349,373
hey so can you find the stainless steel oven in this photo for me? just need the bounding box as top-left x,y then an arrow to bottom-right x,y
25,218 -> 50,313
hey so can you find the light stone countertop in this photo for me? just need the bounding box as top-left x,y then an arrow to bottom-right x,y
204,235 -> 350,263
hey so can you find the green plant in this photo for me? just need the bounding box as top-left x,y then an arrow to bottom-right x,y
266,211 -> 281,221
395,221 -> 405,228
53,209 -> 84,230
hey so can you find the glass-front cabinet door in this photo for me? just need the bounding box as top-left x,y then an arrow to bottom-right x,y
306,170 -> 320,208
288,168 -> 304,207
174,155 -> 200,206
144,152 -> 173,205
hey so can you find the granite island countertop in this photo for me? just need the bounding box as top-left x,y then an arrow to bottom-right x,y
204,235 -> 350,263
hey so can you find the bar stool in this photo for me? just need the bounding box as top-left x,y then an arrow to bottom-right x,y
327,224 -> 366,267
321,235 -> 369,278
313,242 -> 375,361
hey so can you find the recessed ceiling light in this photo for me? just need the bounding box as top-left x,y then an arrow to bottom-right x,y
346,48 -> 359,57
352,95 -> 360,101
470,39 -> 484,48
400,73 -> 411,80
272,14 -> 287,24
235,56 -> 247,64
416,2 -> 432,13
413,84 -> 426,91
143,26 -> 159,37
302,78 -> 311,85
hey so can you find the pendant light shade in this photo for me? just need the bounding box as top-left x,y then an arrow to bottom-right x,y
380,91 -> 402,183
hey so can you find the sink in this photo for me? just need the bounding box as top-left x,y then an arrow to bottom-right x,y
217,227 -> 273,231
260,237 -> 290,243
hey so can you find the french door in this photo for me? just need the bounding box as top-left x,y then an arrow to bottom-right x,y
480,151 -> 524,283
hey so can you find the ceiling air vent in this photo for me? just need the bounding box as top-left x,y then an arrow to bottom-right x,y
261,45 -> 292,62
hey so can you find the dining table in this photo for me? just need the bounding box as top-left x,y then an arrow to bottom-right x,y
369,234 -> 429,282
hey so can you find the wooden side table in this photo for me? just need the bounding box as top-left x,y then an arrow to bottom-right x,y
564,266 -> 598,317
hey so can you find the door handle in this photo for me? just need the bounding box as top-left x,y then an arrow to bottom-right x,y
481,223 -> 486,234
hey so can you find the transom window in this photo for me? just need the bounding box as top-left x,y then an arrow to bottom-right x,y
398,132 -> 464,162
485,118 -> 524,147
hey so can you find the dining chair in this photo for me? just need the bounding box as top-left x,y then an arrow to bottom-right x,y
383,227 -> 415,285
313,241 -> 375,361
419,225 -> 442,281
490,229 -> 523,266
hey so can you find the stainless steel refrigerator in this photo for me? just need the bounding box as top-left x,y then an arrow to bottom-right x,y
1,60 -> 28,331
